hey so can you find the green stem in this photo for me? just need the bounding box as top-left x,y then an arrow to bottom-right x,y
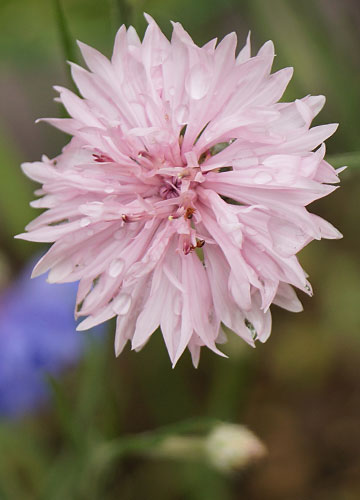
109,0 -> 135,30
91,417 -> 219,466
53,0 -> 78,98
326,152 -> 360,168
53,0 -> 77,63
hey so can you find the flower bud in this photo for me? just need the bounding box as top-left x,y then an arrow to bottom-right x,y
205,423 -> 267,472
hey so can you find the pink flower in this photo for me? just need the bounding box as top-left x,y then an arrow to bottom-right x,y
17,15 -> 342,366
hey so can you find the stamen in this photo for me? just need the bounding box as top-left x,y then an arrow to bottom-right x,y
184,207 -> 196,220
93,153 -> 113,163
196,239 -> 205,248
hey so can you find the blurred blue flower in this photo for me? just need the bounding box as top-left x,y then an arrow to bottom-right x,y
0,258 -> 99,418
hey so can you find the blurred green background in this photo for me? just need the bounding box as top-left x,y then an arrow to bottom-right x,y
0,0 -> 359,499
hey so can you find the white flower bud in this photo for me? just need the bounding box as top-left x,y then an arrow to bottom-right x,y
205,423 -> 266,472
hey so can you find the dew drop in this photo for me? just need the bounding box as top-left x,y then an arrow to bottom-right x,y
185,64 -> 210,100
80,217 -> 91,227
112,293 -> 132,315
108,258 -> 125,278
253,172 -> 273,185
82,201 -> 104,217
175,104 -> 189,125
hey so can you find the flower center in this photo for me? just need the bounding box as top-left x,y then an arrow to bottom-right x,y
159,176 -> 182,199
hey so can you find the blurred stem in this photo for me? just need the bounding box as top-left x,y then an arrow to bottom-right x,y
53,0 -> 78,96
207,352 -> 253,420
47,376 -> 85,451
109,0 -> 135,31
0,126 -> 36,264
53,0 -> 77,63
91,417 -> 218,466
327,152 -> 360,168
128,0 -> 145,33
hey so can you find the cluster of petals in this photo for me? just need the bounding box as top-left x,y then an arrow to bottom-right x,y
17,14 -> 343,366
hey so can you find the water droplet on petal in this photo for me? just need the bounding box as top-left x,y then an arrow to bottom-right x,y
105,186 -> 115,194
108,258 -> 125,278
185,64 -> 210,100
175,104 -> 189,125
254,172 -> 273,185
80,217 -> 91,227
85,201 -> 104,217
112,293 -> 132,315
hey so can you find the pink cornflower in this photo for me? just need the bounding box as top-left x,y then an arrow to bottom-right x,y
17,15 -> 342,366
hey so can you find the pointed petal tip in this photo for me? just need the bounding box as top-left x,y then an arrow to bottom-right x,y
53,85 -> 65,95
336,166 -> 347,174
30,266 -> 43,279
131,339 -> 144,351
258,335 -> 270,344
115,340 -> 127,357
76,320 -> 88,332
171,349 -> 188,368
14,232 -> 26,240
143,12 -> 154,24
